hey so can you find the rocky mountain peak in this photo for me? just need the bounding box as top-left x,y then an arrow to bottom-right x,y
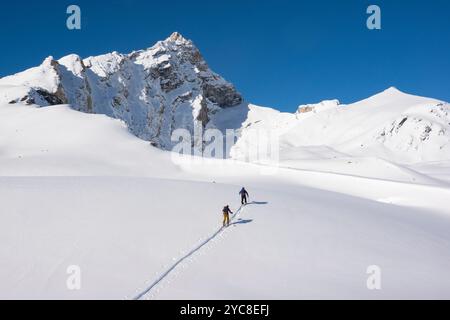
167,31 -> 189,43
0,33 -> 244,151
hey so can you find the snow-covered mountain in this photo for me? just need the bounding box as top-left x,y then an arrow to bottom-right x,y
232,88 -> 450,164
0,32 -> 243,149
1,33 -> 449,164
2,35 -> 450,299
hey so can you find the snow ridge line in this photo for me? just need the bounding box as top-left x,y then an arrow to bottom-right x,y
133,205 -> 245,300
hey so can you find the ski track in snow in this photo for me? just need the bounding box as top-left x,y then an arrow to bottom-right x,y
133,204 -> 247,300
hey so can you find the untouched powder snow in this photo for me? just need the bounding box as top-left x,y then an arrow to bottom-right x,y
0,103 -> 180,177
1,99 -> 450,299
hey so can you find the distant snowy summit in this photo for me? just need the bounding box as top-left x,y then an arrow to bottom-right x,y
0,32 -> 243,149
232,87 -> 450,163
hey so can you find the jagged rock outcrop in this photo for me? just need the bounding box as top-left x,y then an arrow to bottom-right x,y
376,101 -> 450,151
0,32 -> 243,150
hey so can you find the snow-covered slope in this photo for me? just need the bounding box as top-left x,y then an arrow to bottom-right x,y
0,32 -> 244,150
0,102 -> 181,176
1,99 -> 450,299
232,88 -> 450,165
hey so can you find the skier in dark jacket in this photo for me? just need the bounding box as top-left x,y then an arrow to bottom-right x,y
222,205 -> 233,227
239,187 -> 249,205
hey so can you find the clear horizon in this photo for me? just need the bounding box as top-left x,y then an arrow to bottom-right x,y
0,0 -> 449,112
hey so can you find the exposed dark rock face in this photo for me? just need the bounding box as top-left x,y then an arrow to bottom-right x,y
196,97 -> 210,126
202,83 -> 243,108
35,89 -> 67,105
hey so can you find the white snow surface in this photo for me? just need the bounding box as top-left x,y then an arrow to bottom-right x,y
1,97 -> 450,299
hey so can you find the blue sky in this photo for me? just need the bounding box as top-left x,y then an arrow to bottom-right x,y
0,0 -> 449,112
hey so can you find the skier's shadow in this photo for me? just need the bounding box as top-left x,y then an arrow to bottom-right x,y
249,201 -> 268,205
231,218 -> 253,226
230,201 -> 268,226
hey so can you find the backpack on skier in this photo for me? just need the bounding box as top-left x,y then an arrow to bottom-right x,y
223,205 -> 232,214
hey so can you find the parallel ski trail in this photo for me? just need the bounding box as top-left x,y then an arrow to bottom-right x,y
133,205 -> 246,300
